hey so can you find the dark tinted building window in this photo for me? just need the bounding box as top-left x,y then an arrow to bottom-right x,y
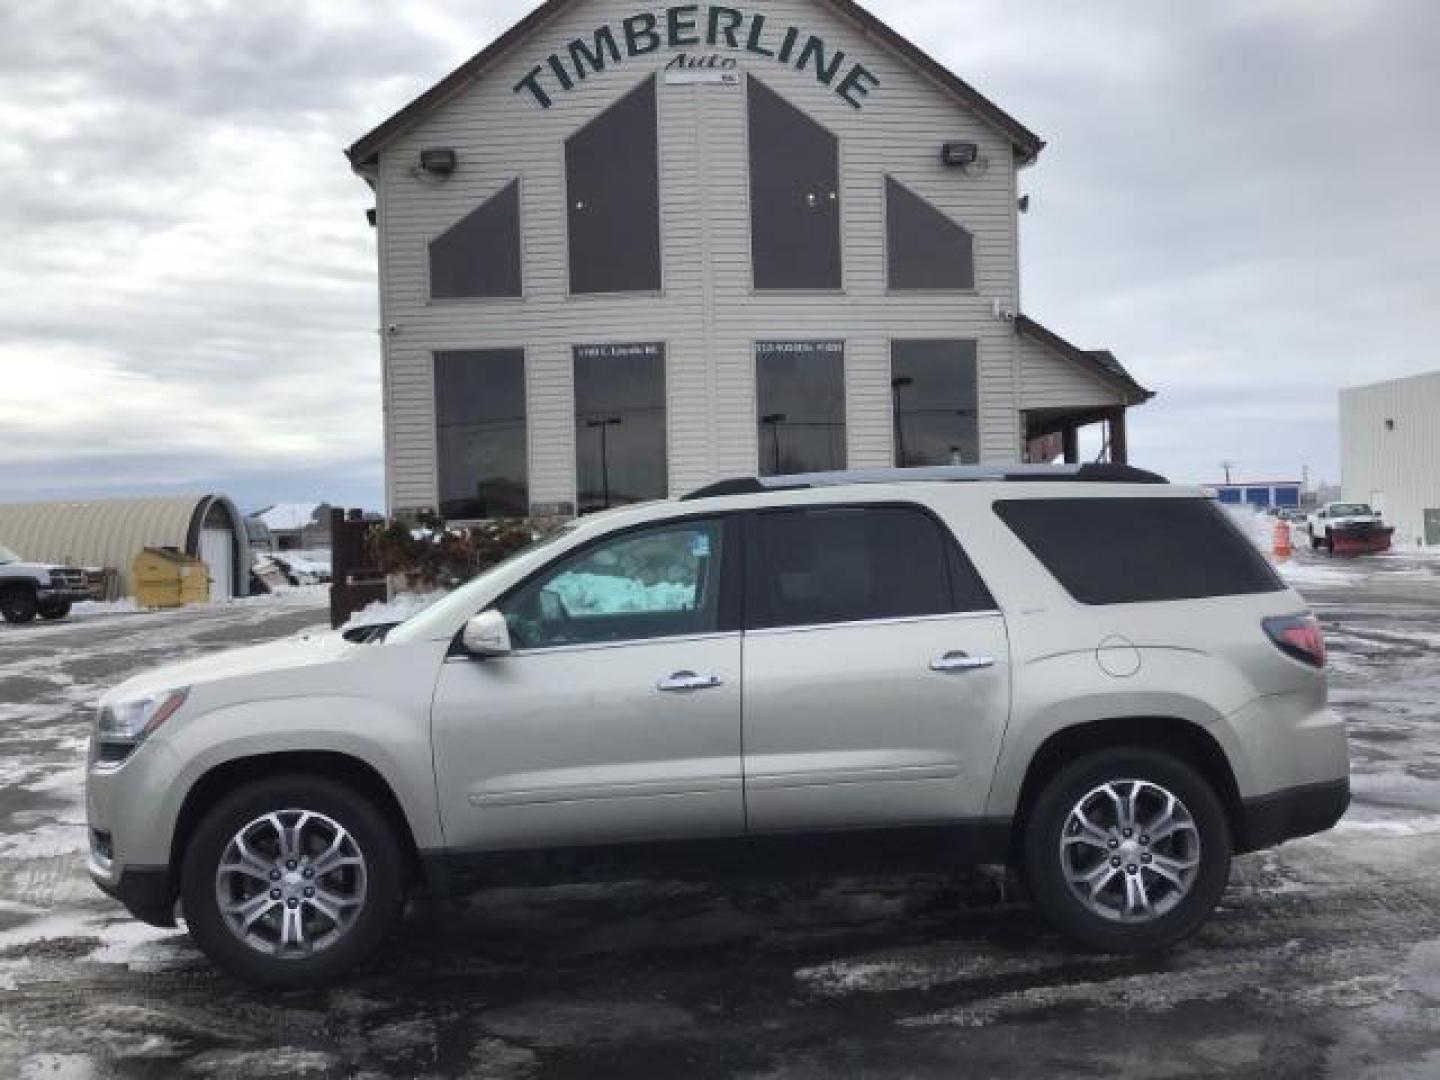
429,180 -> 522,299
748,78 -> 841,290
891,340 -> 979,467
566,76 -> 661,294
746,505 -> 991,630
574,343 -> 667,514
886,176 -> 974,291
434,350 -> 528,519
994,498 -> 1286,605
756,341 -> 845,476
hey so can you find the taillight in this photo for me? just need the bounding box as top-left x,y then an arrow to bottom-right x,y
1263,613 -> 1326,668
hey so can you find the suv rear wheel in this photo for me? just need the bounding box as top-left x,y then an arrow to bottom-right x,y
180,774 -> 407,988
0,586 -> 38,624
1023,747 -> 1231,953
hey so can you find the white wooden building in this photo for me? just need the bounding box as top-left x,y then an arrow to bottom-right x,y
347,0 -> 1153,520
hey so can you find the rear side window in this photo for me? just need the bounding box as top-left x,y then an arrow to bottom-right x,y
746,505 -> 994,630
993,497 -> 1284,605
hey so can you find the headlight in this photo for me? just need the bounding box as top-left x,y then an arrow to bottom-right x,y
94,687 -> 189,764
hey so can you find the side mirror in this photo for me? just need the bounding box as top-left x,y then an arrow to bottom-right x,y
461,609 -> 512,657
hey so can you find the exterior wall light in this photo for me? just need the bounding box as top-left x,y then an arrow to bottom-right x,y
941,142 -> 979,167
419,148 -> 458,176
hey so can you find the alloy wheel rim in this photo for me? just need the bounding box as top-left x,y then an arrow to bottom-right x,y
214,809 -> 367,958
1059,779 -> 1201,923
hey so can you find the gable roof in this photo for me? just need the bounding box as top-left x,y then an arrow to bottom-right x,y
1015,314 -> 1155,407
346,0 -> 1045,168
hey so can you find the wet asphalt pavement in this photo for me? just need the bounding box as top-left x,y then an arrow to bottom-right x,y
2,561 -> 1439,1079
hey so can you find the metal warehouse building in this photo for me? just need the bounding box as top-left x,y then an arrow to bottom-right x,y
0,495 -> 251,599
1341,371 -> 1440,548
347,0 -> 1153,520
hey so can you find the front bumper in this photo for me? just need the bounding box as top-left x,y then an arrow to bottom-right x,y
1237,777 -> 1350,853
38,587 -> 91,603
88,856 -> 177,927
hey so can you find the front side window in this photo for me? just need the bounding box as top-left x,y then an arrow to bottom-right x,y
748,77 -> 841,290
429,180 -> 522,299
891,340 -> 979,467
756,341 -> 845,476
746,505 -> 991,630
434,349 -> 528,519
885,176 -> 974,290
574,343 -> 668,514
500,520 -> 725,649
566,76 -> 661,294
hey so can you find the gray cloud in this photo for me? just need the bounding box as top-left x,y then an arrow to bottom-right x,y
2,0 -> 1436,509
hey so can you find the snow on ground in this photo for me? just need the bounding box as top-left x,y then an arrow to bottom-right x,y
342,589 -> 448,630
2,549 -> 1440,1077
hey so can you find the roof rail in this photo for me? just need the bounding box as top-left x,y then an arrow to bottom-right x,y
680,463 -> 1168,501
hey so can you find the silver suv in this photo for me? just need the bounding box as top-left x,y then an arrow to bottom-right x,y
86,465 -> 1349,986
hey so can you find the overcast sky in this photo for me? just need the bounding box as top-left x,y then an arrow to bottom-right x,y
2,0 -> 1437,511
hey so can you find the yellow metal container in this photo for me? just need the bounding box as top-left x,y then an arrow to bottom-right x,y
132,547 -> 210,608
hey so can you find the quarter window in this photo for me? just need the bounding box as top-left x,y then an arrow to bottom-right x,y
574,343 -> 668,514
748,77 -> 841,290
746,506 -> 993,630
886,176 -> 974,291
429,180 -> 522,299
755,341 -> 845,476
994,498 -> 1285,605
566,76 -> 661,294
434,349 -> 528,520
500,520 -> 726,648
891,340 -> 980,466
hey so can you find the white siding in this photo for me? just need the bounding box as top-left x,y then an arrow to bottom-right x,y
372,0 -> 1029,512
1340,372 -> 1440,548
1017,333 -> 1123,412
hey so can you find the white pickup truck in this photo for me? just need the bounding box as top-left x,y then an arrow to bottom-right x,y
1305,502 -> 1389,553
0,545 -> 91,623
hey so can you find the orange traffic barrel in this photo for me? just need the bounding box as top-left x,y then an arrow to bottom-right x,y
1272,518 -> 1293,560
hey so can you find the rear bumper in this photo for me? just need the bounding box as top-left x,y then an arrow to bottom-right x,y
1237,777 -> 1349,853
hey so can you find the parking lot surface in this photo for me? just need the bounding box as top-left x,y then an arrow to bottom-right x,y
2,560 -> 1439,1079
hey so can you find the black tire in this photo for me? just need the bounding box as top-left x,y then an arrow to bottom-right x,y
1023,747 -> 1231,954
180,774 -> 408,988
0,587 -> 38,624
1308,529 -> 1321,551
38,599 -> 71,621
1324,530 -> 1335,554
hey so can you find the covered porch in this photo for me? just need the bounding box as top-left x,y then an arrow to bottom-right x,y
1014,314 -> 1154,466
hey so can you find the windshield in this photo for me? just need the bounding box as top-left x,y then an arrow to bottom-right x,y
385,521 -> 582,643
1329,504 -> 1373,516
0,545 -> 19,565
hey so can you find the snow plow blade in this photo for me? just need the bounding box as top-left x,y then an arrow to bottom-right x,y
1330,524 -> 1393,556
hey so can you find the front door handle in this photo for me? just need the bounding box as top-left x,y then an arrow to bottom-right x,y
657,670 -> 724,692
930,651 -> 996,673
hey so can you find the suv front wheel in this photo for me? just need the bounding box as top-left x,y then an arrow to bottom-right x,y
1023,747 -> 1231,953
180,774 -> 407,988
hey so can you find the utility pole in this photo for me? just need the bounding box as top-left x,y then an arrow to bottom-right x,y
1221,460 -> 1235,485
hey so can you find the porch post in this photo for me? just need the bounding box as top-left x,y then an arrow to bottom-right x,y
1062,425 -> 1079,465
1107,407 -> 1129,465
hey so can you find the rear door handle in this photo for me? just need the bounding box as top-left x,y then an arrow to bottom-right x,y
930,651 -> 996,673
657,670 -> 724,692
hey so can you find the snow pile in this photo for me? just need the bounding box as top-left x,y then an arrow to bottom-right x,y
1223,503 -> 1284,554
551,572 -> 695,614
342,590 -> 447,630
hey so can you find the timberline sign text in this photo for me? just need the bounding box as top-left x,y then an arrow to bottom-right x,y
513,5 -> 881,109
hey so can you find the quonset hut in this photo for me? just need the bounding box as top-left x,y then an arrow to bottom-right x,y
0,495 -> 251,599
